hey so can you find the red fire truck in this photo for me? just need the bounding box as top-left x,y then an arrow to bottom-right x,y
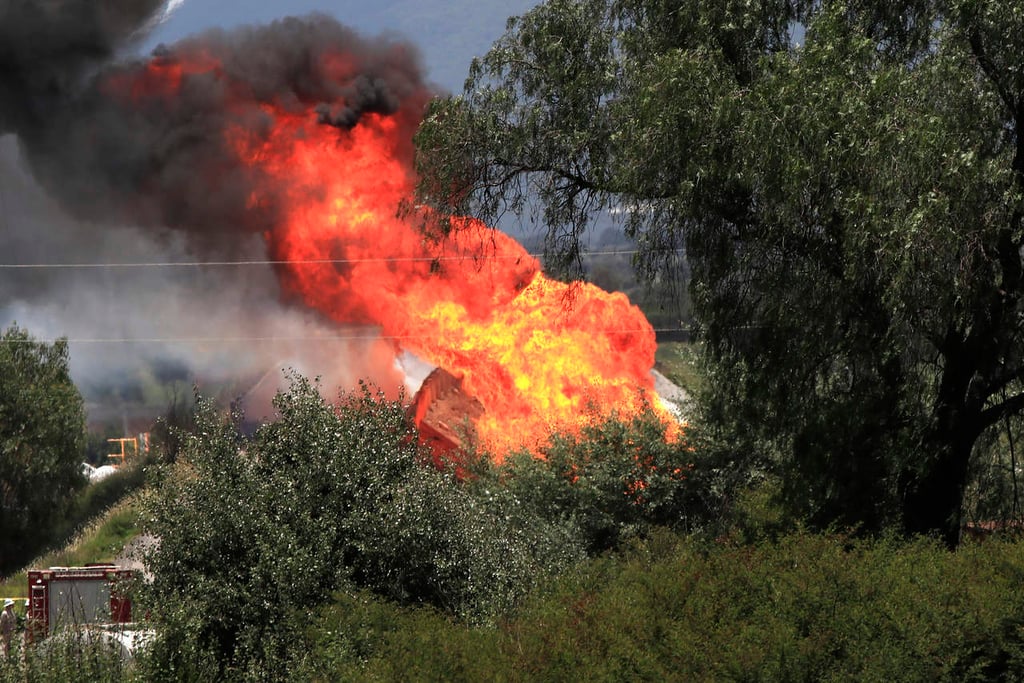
27,564 -> 135,637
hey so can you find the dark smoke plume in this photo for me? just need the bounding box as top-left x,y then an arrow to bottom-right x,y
0,0 -> 167,134
4,5 -> 430,249
0,2 -> 435,422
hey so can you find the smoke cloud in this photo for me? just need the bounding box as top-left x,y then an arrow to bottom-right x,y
0,0 -> 167,134
7,6 -> 429,245
0,2 -> 434,425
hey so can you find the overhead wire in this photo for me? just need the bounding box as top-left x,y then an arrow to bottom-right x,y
0,247 -> 691,344
0,248 -> 684,269
0,328 -> 686,345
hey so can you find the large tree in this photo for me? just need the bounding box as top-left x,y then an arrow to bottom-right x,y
414,0 -> 1024,546
0,325 -> 86,571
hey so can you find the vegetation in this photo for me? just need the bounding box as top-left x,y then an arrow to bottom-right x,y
136,376 -> 599,680
414,0 -> 1024,547
127,378 -> 1024,681
0,324 -> 87,573
133,375 -> 699,679
487,409 -> 705,554
8,521 -> 1024,682
299,530 -> 1024,682
4,370 -> 1024,682
8,439 -> 1024,683
0,496 -> 142,600
0,634 -> 131,683
9,0 -> 1024,678
655,341 -> 703,396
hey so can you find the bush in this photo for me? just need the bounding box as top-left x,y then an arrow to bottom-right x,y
486,408 -> 704,554
301,531 -> 1024,682
48,463 -> 148,548
138,375 -> 579,681
0,628 -> 134,683
297,590 -> 508,682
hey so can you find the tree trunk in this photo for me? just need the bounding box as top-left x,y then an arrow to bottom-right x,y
901,334 -> 984,548
901,427 -> 976,549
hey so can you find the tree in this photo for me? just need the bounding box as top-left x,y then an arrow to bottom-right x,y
414,0 -> 1024,546
140,376 -> 579,680
0,325 -> 86,572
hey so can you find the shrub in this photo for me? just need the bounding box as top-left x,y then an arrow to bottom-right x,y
0,628 -> 135,683
138,375 -> 579,681
302,531 -> 1024,682
296,590 -> 508,682
487,408 -> 703,554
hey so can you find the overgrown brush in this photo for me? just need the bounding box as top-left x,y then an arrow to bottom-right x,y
303,530 -> 1024,681
0,497 -> 141,599
136,376 -> 582,681
0,629 -> 135,683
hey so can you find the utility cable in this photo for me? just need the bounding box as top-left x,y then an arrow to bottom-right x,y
0,327 -> 689,345
0,248 -> 684,270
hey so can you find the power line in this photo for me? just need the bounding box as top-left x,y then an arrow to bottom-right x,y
0,161 -> 8,238
0,328 -> 684,345
1,257 -> 482,269
0,248 -> 684,270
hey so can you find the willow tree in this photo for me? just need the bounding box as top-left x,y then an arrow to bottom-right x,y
414,0 -> 1024,546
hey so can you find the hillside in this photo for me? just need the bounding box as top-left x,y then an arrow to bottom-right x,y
0,474 -> 144,599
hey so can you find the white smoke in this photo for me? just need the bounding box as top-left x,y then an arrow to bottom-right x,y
140,0 -> 187,34
0,134 -> 407,426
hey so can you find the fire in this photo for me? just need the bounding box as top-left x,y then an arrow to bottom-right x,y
104,51 -> 220,102
108,48 -> 676,458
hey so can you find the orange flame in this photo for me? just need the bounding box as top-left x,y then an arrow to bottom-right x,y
109,51 -> 677,458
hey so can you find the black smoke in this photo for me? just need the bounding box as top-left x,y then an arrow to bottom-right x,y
0,0 -> 168,134
3,4 -> 430,248
0,2 -> 433,422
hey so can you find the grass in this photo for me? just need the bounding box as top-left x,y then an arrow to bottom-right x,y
0,458 -> 149,601
655,341 -> 704,395
0,497 -> 142,602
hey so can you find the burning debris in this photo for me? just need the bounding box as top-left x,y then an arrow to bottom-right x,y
0,1 -> 675,457
409,367 -> 484,462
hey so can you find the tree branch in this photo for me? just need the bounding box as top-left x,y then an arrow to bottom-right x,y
966,27 -> 1018,120
980,388 -> 1024,432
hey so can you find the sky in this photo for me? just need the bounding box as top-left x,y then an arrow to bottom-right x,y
146,0 -> 536,92
0,0 -> 538,425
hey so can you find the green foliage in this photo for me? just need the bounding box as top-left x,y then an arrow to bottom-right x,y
138,375 -> 579,681
303,531 -> 1024,682
415,0 -> 1024,545
0,631 -> 137,683
489,409 -> 702,553
0,460 -> 145,586
724,475 -> 795,544
0,324 -> 87,573
10,526 -> 1024,682
655,341 -> 703,396
67,465 -> 147,531
42,462 -> 148,556
962,415 -> 1024,525
297,590 -> 508,682
0,498 -> 142,599
63,500 -> 141,565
